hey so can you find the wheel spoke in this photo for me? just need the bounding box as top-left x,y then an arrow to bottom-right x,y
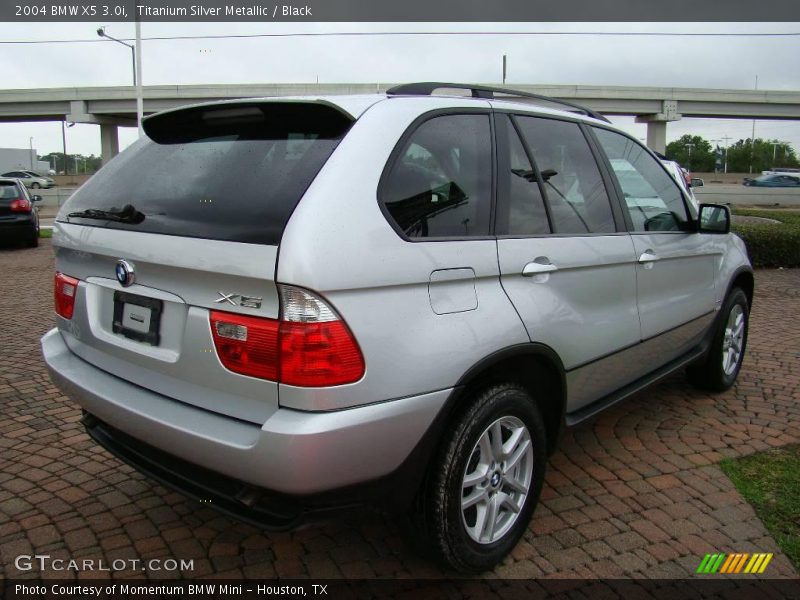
501,426 -> 525,460
470,503 -> 489,541
462,488 -> 487,510
478,431 -> 492,465
498,491 -> 521,514
462,468 -> 486,489
481,494 -> 500,541
490,421 -> 503,462
505,439 -> 531,472
503,473 -> 528,495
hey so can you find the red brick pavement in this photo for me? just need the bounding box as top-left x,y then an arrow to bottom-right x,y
1,240 -> 798,579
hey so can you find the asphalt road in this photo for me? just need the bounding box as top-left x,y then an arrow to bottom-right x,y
695,185 -> 800,207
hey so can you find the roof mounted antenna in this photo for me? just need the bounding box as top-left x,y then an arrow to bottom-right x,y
386,82 -> 611,124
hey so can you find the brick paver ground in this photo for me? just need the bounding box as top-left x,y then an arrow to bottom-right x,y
1,240 -> 798,580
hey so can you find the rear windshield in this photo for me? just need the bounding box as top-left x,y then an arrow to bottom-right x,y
59,102 -> 352,245
0,182 -> 22,198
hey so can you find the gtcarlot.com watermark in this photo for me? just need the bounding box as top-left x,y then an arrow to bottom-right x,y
15,554 -> 194,572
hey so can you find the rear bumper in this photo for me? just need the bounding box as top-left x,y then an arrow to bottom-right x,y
41,328 -> 448,501
0,215 -> 35,236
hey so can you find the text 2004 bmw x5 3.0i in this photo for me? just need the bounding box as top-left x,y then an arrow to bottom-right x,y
41,83 -> 753,572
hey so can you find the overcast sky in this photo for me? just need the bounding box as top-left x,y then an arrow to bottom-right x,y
1,21 -> 799,164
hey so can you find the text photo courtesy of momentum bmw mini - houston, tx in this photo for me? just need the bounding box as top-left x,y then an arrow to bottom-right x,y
1,1 -> 800,598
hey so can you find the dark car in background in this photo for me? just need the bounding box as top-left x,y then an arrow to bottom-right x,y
743,174 -> 800,187
0,177 -> 41,247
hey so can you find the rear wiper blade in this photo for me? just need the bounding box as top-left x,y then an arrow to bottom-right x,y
67,204 -> 145,224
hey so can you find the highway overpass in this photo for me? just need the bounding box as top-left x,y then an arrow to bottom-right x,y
2,83 -> 799,160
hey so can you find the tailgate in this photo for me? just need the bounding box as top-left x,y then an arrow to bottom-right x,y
52,224 -> 281,424
51,100 -> 356,424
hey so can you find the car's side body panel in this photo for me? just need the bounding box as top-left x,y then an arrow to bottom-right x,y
277,98 -> 531,411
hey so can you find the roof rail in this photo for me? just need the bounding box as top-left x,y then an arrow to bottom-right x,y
386,82 -> 611,124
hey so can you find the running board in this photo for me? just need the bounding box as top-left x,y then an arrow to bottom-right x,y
565,345 -> 707,427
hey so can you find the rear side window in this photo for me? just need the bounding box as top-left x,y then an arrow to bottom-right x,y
593,127 -> 689,232
381,113 -> 492,239
59,103 -> 352,245
495,115 -> 550,236
516,116 -> 616,235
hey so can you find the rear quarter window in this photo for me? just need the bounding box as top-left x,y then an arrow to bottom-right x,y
379,113 -> 492,239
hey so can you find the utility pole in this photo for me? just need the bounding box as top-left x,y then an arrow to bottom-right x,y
502,54 -> 507,85
721,135 -> 732,173
685,142 -> 694,170
771,141 -> 788,165
749,75 -> 758,174
61,121 -> 68,175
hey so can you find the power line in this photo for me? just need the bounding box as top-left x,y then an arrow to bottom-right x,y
3,30 -> 800,45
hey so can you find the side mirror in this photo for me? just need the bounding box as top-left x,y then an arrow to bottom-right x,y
698,203 -> 730,234
690,178 -> 704,188
31,195 -> 42,202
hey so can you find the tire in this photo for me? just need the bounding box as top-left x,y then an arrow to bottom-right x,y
31,182 -> 41,189
26,217 -> 40,248
687,287 -> 749,392
414,383 -> 547,573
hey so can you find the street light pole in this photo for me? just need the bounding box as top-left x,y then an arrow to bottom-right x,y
97,25 -> 143,136
29,137 -> 34,169
685,142 -> 694,170
97,27 -> 136,85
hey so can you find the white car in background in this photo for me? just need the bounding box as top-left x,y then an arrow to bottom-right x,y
1,170 -> 56,189
658,158 -> 698,209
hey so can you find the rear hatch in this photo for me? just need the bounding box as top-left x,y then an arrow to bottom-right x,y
53,100 -> 355,424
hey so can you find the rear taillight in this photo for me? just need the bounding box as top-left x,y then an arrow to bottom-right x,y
9,198 -> 31,213
54,272 -> 79,320
210,285 -> 365,387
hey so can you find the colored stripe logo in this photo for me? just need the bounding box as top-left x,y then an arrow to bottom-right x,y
696,553 -> 773,574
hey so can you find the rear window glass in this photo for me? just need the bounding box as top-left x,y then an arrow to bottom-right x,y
0,182 -> 22,198
59,103 -> 352,245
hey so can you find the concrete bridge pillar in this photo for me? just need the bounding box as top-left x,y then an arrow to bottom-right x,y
636,100 -> 681,155
100,124 -> 119,165
646,121 -> 667,155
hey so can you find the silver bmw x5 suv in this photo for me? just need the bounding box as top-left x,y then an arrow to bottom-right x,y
41,83 -> 753,572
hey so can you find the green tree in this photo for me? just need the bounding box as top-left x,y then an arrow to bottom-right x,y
665,134 -> 715,172
40,152 -> 104,175
725,138 -> 799,173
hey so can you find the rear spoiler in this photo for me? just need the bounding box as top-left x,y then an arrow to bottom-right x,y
143,101 -> 354,144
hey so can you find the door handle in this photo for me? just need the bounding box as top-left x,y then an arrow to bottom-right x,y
638,250 -> 659,264
522,259 -> 558,276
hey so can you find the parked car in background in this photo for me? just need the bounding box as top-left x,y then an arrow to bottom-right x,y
0,177 -> 41,247
743,174 -> 800,187
41,83 -> 753,573
659,157 -> 698,208
1,170 -> 56,189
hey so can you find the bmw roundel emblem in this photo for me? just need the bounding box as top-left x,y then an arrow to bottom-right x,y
115,259 -> 135,287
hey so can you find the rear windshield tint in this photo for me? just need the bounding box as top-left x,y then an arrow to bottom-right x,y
0,182 -> 22,198
59,102 -> 352,245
